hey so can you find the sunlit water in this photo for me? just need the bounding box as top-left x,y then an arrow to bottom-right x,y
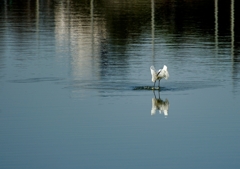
0,0 -> 240,169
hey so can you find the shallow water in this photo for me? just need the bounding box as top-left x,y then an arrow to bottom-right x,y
0,0 -> 240,168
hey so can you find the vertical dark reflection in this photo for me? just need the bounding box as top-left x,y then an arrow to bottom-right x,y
215,0 -> 218,55
231,0 -> 234,59
36,0 -> 39,57
151,0 -> 155,60
230,0 -> 240,94
90,0 -> 94,57
0,1 -> 7,75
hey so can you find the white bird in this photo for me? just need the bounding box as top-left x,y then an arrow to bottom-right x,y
150,65 -> 169,89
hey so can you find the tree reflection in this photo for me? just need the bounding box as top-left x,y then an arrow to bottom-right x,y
1,0 -> 240,94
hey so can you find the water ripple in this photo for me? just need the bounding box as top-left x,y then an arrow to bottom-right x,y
8,77 -> 64,83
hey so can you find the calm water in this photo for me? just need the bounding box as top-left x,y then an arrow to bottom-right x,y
0,0 -> 240,168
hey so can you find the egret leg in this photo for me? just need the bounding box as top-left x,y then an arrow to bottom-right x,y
153,81 -> 156,90
158,80 -> 160,89
153,89 -> 157,98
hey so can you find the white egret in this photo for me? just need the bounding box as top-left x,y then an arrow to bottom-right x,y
150,65 -> 169,89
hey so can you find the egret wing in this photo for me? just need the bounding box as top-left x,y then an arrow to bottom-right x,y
160,65 -> 169,79
150,66 -> 156,72
150,66 -> 157,82
163,69 -> 169,79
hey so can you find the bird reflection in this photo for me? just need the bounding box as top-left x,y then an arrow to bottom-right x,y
151,90 -> 169,117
